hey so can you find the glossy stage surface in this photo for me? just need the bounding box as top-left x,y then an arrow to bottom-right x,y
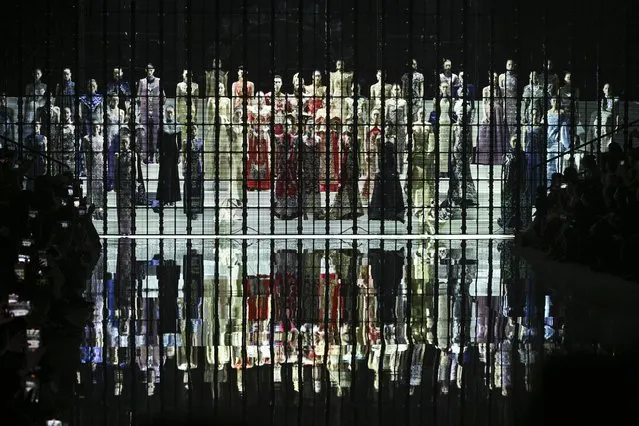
71,237 -> 639,426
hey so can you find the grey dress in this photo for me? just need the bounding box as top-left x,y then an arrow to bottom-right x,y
116,150 -> 134,235
84,134 -> 105,212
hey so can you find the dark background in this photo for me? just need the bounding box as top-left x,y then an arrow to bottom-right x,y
1,0 -> 636,98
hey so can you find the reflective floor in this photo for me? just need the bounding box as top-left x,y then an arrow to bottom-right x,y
73,238 -> 639,426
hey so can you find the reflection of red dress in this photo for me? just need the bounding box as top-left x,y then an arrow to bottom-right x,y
317,124 -> 341,192
318,273 -> 342,327
246,111 -> 271,190
245,275 -> 271,321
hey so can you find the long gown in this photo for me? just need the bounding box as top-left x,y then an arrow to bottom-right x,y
368,139 -> 405,221
429,97 -> 456,175
499,71 -> 519,140
24,133 -> 46,188
59,122 -> 76,175
385,99 -> 408,174
204,96 -> 231,180
323,136 -> 364,219
476,86 -> 506,165
448,108 -> 479,206
274,132 -> 300,219
183,136 -> 204,217
317,119 -> 341,192
137,77 -> 162,161
500,147 -> 529,229
175,81 -> 199,144
524,124 -> 545,204
246,110 -> 271,191
410,124 -> 436,232
157,123 -> 182,205
545,109 -> 571,186
84,134 -> 105,213
301,134 -> 322,216
106,107 -> 125,191
116,150 -> 134,235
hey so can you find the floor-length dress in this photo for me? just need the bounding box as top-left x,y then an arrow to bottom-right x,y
499,72 -> 518,140
448,116 -> 478,206
301,133 -> 322,216
204,96 -> 232,180
317,119 -> 341,192
476,87 -> 506,165
500,147 -> 529,230
274,132 -> 300,219
84,134 -> 105,214
246,111 -> 271,191
106,107 -> 124,191
183,136 -> 204,218
429,97 -> 455,175
323,136 -> 364,219
545,110 -> 571,187
116,149 -> 134,235
385,99 -> 408,174
157,123 -> 182,205
368,139 -> 406,221
410,124 -> 436,232
524,124 -> 544,204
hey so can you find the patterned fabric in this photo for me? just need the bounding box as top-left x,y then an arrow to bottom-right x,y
55,81 -> 76,116
325,139 -> 363,219
522,83 -> 544,123
301,134 -> 322,215
116,150 -> 134,235
84,135 -> 105,211
368,140 -> 405,221
449,122 -> 478,205
476,87 -> 506,165
499,72 -> 519,140
183,137 -> 204,215
501,148 -> 530,229
274,133 -> 300,219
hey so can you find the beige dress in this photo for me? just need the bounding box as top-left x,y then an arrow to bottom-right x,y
176,81 -> 200,145
205,96 -> 232,179
411,123 -> 436,233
